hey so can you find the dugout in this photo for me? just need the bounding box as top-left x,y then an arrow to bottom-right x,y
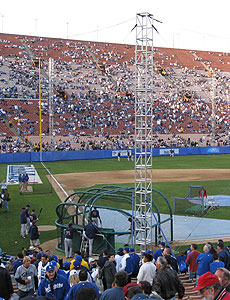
55,185 -> 173,255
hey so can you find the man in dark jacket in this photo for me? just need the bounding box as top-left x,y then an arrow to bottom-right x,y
0,258 -> 14,300
153,256 -> 184,300
29,220 -> 40,247
217,243 -> 230,270
83,220 -> 98,257
103,254 -> 116,289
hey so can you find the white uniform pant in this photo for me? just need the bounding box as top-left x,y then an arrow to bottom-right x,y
21,224 -> 27,237
83,232 -> 93,257
26,217 -> 30,234
64,238 -> 73,258
91,217 -> 99,227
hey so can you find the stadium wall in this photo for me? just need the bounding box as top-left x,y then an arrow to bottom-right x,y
0,146 -> 229,164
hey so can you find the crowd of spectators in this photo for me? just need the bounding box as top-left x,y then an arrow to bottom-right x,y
0,33 -> 230,152
2,238 -> 230,300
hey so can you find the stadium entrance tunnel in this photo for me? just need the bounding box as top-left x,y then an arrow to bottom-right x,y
55,185 -> 173,255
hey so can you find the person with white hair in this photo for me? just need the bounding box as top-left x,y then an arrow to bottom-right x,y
196,243 -> 213,279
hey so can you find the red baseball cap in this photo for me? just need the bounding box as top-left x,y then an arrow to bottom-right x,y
193,272 -> 219,291
123,283 -> 139,296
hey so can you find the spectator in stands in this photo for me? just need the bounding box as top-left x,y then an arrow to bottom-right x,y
137,253 -> 156,285
210,253 -> 225,273
75,287 -> 98,300
185,243 -> 201,280
196,243 -> 213,279
64,269 -> 100,300
13,252 -> 24,275
153,242 -> 165,261
37,254 -> 49,284
153,256 -> 184,300
103,254 -> 116,289
115,247 -> 124,272
129,248 -> 140,277
193,272 -> 230,300
15,256 -> 38,299
37,264 -> 70,300
123,283 -> 148,300
0,258 -> 14,300
217,242 -> 230,270
163,246 -> 178,272
215,268 -> 230,292
100,270 -> 128,300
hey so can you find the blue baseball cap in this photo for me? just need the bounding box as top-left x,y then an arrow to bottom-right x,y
117,248 -> 123,252
52,254 -> 58,262
130,248 -> 135,252
143,250 -> 153,256
49,261 -> 57,267
36,253 -> 42,259
124,247 -> 130,253
73,260 -> 81,268
63,262 -> 71,269
75,255 -> 82,262
46,265 -> 55,272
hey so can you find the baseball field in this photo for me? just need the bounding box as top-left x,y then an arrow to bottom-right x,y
1,154 -> 230,255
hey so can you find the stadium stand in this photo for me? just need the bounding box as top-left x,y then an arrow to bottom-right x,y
0,33 -> 230,152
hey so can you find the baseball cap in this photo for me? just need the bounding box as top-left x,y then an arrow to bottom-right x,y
29,246 -> 35,251
75,255 -> 82,262
123,283 -> 139,297
73,260 -> 81,268
63,262 -> 71,269
130,248 -> 135,253
143,250 -> 153,256
46,265 -> 55,272
89,258 -> 95,264
159,242 -> 165,247
52,254 -> 58,262
49,261 -> 57,267
124,247 -> 130,253
193,272 -> 219,291
36,253 -> 42,259
117,248 -> 123,253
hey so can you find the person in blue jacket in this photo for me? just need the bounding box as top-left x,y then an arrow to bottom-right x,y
37,264 -> 70,300
196,244 -> 213,278
64,269 -> 101,300
153,242 -> 165,261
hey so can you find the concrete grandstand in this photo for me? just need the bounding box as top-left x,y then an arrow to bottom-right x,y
0,32 -> 230,153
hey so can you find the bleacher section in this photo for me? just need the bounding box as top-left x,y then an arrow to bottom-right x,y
0,33 -> 230,151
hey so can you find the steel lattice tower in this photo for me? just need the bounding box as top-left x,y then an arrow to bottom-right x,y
134,12 -> 155,252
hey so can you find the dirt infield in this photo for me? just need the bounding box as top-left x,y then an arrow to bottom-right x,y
54,168 -> 230,191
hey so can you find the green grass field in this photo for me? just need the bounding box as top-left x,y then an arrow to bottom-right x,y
1,154 -> 230,255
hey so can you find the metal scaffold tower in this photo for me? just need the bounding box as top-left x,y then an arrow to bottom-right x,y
48,58 -> 54,151
134,12 -> 155,252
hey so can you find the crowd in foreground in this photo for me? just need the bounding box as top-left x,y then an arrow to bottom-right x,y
1,238 -> 230,300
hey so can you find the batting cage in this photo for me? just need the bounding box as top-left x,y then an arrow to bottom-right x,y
55,185 -> 173,256
174,185 -> 208,216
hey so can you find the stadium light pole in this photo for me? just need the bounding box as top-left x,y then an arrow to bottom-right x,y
38,58 -> 43,159
134,12 -> 155,253
48,58 -> 54,151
